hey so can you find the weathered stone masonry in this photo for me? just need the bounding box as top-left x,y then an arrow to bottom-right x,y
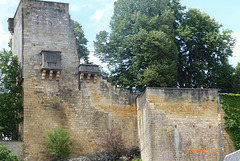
9,0 -> 138,160
7,0 -> 234,161
137,88 -> 225,161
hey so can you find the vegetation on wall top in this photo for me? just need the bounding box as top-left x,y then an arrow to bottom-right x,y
220,93 -> 240,150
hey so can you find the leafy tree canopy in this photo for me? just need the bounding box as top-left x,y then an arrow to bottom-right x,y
176,9 -> 235,92
0,48 -> 23,140
94,0 -> 235,93
94,0 -> 183,92
233,62 -> 240,94
72,20 -> 90,63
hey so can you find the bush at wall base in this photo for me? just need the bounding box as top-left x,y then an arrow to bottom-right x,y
0,145 -> 19,161
44,126 -> 75,160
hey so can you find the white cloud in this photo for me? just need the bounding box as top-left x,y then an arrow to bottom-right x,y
91,9 -> 105,22
0,23 -> 11,51
89,50 -> 101,65
89,50 -> 109,70
91,3 -> 113,23
229,33 -> 240,67
68,0 -> 94,13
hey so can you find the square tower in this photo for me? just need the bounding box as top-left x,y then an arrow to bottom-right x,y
9,0 -> 80,160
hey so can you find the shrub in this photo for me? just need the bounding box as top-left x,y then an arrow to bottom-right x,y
92,147 -> 141,161
44,126 -> 75,160
92,128 -> 142,161
0,145 -> 19,161
101,128 -> 126,160
92,150 -> 115,161
125,146 -> 141,160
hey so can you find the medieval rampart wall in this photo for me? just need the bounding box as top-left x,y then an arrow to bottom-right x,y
137,88 -> 224,161
8,1 -> 234,161
11,1 -> 138,160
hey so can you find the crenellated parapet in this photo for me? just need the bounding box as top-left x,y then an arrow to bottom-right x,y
78,64 -> 138,106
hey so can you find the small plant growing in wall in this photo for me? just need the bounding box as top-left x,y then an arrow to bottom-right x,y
44,126 -> 75,160
54,7 -> 62,12
0,145 -> 19,161
25,10 -> 30,15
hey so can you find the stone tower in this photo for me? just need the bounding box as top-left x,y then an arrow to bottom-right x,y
8,0 -> 235,161
8,0 -> 138,160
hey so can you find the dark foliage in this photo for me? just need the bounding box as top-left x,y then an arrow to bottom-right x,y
125,146 -> 141,160
91,146 -> 141,161
220,93 -> 240,150
72,20 -> 90,64
0,49 -> 23,140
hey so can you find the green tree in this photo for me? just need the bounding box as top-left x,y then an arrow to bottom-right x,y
94,0 -> 179,92
0,145 -> 19,161
72,20 -> 90,63
233,62 -> 240,93
44,126 -> 75,160
176,9 -> 235,92
0,48 -> 23,140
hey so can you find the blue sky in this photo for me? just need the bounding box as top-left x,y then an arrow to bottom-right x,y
0,0 -> 239,67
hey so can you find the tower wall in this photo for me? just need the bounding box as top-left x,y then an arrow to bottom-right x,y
18,0 -> 79,160
11,0 -> 138,160
11,1 -> 23,69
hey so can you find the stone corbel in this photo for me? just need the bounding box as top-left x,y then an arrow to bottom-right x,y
42,70 -> 46,80
94,74 -> 97,83
80,73 -> 84,83
56,71 -> 60,80
87,73 -> 91,83
49,70 -> 53,80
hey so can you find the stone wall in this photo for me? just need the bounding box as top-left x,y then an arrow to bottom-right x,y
76,74 -> 138,155
11,0 -> 23,69
11,1 -> 138,160
0,141 -> 23,160
137,91 -> 152,160
9,0 -> 234,161
137,88 -> 224,161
